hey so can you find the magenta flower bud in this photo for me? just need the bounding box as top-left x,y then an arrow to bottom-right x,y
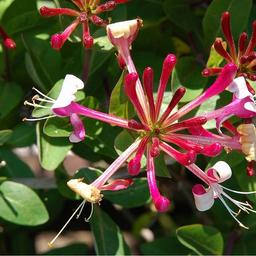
51,34 -> 64,50
245,21 -> 256,55
3,38 -> 16,49
221,12 -> 236,58
0,26 -> 16,50
90,15 -> 108,26
246,162 -> 255,177
183,150 -> 197,165
202,143 -> 222,157
96,1 -> 116,13
214,39 -> 233,62
154,196 -> 170,212
128,157 -> 141,176
239,32 -> 248,54
201,67 -> 222,77
39,6 -> 79,17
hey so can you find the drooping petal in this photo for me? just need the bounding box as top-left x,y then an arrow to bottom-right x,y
192,184 -> 215,211
69,113 -> 85,143
146,146 -> 170,212
208,161 -> 232,183
52,74 -> 84,111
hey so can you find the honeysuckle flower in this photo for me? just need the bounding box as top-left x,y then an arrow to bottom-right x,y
49,170 -> 133,246
49,139 -> 137,245
39,0 -> 128,50
0,26 -> 16,49
25,54 -> 248,213
202,12 -> 256,92
192,161 -> 256,229
24,74 -> 136,143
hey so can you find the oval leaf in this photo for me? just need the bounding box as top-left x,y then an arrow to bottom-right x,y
90,206 -> 131,255
176,224 -> 224,255
0,181 -> 49,226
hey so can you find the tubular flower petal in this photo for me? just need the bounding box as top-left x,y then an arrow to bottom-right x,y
39,0 -> 128,49
202,11 -> 256,89
69,113 -> 85,143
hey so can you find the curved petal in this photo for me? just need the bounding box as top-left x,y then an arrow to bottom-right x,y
192,184 -> 215,211
69,113 -> 85,143
209,161 -> 232,183
227,77 -> 251,99
52,74 -> 84,109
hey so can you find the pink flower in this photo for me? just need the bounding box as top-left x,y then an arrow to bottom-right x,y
192,161 -> 256,229
202,12 -> 256,92
39,0 -> 128,50
24,74 -> 133,143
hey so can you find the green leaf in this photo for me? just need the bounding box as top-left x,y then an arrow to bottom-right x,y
55,166 -> 77,200
22,34 -> 62,90
163,0 -> 197,32
0,82 -> 23,120
0,130 -> 12,146
7,123 -> 36,148
74,168 -> 150,208
90,206 -> 131,255
104,179 -> 150,208
206,42 -> 226,68
195,95 -> 220,129
44,118 -> 73,137
176,224 -> 224,255
0,148 -> 34,178
233,161 -> 256,203
154,152 -> 170,178
89,31 -> 115,76
109,70 -> 134,119
37,122 -> 72,171
171,57 -> 207,103
203,0 -> 252,47
0,180 -> 49,226
141,235 -> 189,255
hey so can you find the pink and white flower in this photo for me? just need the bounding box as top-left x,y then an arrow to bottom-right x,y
192,161 -> 256,229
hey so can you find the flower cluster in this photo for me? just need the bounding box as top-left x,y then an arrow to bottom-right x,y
24,18 -> 256,243
39,0 -> 128,50
202,12 -> 256,91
